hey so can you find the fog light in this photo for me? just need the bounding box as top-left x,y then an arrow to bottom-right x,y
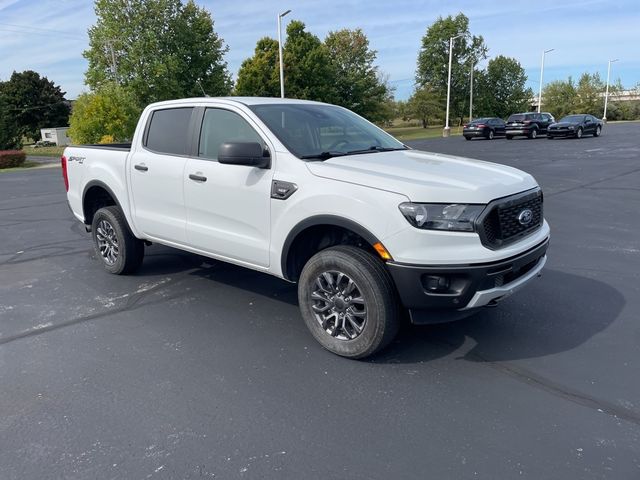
424,275 -> 450,293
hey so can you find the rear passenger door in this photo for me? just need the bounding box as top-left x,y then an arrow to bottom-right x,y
183,106 -> 274,267
129,107 -> 195,244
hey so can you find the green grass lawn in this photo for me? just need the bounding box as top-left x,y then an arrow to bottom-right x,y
384,125 -> 462,141
0,161 -> 59,173
22,145 -> 66,157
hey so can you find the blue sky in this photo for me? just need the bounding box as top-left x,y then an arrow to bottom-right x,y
0,0 -> 638,100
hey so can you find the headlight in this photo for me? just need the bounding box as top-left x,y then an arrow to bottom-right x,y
567,126 -> 575,130
398,203 -> 485,232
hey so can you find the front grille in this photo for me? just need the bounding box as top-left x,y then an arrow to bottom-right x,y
479,189 -> 543,249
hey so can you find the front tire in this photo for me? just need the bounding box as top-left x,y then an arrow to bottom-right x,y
528,128 -> 538,139
298,246 -> 399,359
91,206 -> 144,275
575,127 -> 583,139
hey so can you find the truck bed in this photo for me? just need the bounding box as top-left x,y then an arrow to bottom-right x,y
72,143 -> 132,151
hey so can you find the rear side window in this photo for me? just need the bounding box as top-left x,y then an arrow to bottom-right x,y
198,108 -> 263,160
145,108 -> 194,155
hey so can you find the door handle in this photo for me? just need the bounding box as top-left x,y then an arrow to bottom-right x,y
189,173 -> 207,182
134,164 -> 148,172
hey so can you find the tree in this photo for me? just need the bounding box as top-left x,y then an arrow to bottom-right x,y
474,56 -> 532,119
282,20 -> 337,103
574,72 -> 605,117
0,70 -> 70,141
0,93 -> 22,150
324,28 -> 392,122
542,78 -> 577,119
407,85 -> 444,128
84,0 -> 231,106
68,83 -> 140,144
416,13 -> 487,124
235,37 -> 280,97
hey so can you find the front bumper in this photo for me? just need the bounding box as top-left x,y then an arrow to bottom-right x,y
386,238 -> 549,324
547,129 -> 575,137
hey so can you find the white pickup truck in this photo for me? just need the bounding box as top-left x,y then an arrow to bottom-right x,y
63,97 -> 549,358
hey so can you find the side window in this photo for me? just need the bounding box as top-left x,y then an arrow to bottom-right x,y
199,108 -> 263,160
145,108 -> 194,155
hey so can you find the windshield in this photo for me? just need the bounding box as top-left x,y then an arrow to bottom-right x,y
249,103 -> 407,159
559,115 -> 585,123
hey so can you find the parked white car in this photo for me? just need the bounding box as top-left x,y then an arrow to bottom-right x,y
62,97 -> 550,358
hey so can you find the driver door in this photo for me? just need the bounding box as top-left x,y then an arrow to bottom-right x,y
183,107 -> 274,267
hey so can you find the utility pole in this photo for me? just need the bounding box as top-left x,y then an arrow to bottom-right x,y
443,34 -> 463,137
277,9 -> 292,98
603,58 -> 619,122
469,62 -> 474,121
537,48 -> 554,113
106,39 -> 118,84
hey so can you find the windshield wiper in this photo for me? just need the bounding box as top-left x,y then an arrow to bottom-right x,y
345,145 -> 409,155
300,151 -> 347,160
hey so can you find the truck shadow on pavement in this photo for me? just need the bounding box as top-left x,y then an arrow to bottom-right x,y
372,268 -> 625,365
137,248 -> 624,366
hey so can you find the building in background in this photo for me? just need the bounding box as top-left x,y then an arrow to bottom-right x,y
40,127 -> 71,146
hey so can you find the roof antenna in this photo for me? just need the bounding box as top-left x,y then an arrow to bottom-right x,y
196,80 -> 209,97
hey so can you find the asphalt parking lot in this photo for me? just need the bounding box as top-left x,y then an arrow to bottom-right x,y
1,122 -> 639,479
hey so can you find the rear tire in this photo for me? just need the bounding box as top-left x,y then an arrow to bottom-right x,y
91,206 -> 144,275
488,129 -> 495,140
594,125 -> 601,137
298,246 -> 399,359
464,136 -> 472,141
506,135 -> 513,140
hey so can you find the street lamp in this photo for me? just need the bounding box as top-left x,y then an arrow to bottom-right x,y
443,34 -> 464,137
537,48 -> 554,113
603,58 -> 619,122
277,9 -> 292,98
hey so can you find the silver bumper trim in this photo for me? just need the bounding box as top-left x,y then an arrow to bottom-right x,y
462,255 -> 547,310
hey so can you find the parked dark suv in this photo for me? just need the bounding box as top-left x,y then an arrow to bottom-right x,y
505,112 -> 554,139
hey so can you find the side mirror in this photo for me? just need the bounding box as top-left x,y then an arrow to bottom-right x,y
218,142 -> 270,169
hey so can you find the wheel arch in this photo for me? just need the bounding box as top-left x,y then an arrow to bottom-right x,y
280,215 -> 383,282
82,180 -> 122,226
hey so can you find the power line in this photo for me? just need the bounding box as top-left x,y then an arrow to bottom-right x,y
0,24 -> 84,40
0,22 -> 84,38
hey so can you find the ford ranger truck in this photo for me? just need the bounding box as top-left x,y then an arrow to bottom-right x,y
62,97 -> 550,358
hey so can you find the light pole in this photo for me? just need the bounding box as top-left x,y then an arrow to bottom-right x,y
443,34 -> 464,137
277,9 -> 291,98
537,48 -> 554,113
603,58 -> 618,122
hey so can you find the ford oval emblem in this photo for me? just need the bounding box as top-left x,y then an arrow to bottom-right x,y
518,208 -> 534,226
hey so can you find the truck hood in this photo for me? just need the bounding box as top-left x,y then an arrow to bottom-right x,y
306,149 -> 538,203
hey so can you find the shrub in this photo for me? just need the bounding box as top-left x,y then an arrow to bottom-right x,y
99,134 -> 115,144
68,83 -> 140,144
0,150 -> 26,169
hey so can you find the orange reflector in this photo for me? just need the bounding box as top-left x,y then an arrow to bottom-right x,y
373,242 -> 392,261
